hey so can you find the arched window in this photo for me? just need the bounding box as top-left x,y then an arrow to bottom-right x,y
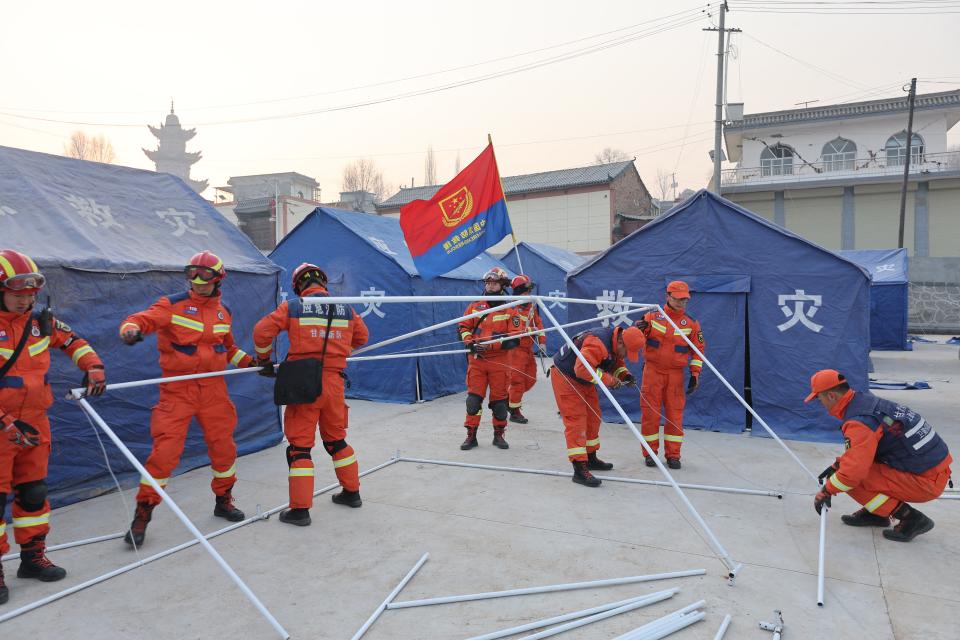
760,144 -> 794,176
822,137 -> 856,171
885,131 -> 924,166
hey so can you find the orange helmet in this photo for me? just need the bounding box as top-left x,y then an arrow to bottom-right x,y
482,267 -> 510,284
0,249 -> 45,293
292,262 -> 328,296
185,250 -> 225,284
511,274 -> 533,294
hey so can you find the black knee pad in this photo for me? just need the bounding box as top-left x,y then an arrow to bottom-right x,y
465,393 -> 483,415
489,399 -> 509,421
322,439 -> 348,456
14,480 -> 47,512
0,492 -> 6,515
285,445 -> 313,466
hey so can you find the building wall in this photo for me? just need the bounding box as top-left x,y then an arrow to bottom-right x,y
927,179 -> 960,257
851,183 -> 915,251
780,187 -> 843,248
730,192 -> 776,221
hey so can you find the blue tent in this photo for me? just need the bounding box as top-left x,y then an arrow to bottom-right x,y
268,207 -> 513,403
0,145 -> 282,508
567,190 -> 871,443
838,249 -> 909,351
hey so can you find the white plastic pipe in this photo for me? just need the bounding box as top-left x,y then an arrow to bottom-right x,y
387,569 -> 705,609
613,600 -> 706,640
302,294 -> 656,309
513,592 -> 685,640
478,304 -> 655,346
937,494 -> 960,500
713,614 -> 733,639
350,552 -> 429,640
1,531 -> 125,563
68,365 -> 259,398
629,611 -> 706,640
539,300 -> 741,577
348,348 -> 468,362
465,588 -> 679,640
817,507 -> 827,606
398,457 -> 782,499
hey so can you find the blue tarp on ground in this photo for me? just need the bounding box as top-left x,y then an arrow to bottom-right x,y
500,241 -> 587,355
268,208 -> 513,403
0,145 -> 282,508
567,190 -> 871,443
838,248 -> 910,351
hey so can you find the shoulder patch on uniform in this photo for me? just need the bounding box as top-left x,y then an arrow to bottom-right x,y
55,319 -> 71,333
844,437 -> 851,450
696,330 -> 704,344
512,316 -> 521,327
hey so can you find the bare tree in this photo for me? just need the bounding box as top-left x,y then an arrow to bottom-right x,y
64,131 -> 115,163
655,169 -> 674,202
341,158 -> 389,210
593,147 -> 630,165
424,144 -> 437,186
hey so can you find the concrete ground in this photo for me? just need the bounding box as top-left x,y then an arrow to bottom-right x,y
1,340 -> 957,639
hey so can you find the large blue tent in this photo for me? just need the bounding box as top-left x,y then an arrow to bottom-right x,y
567,190 -> 871,443
500,241 -> 587,355
838,248 -> 910,351
0,145 -> 282,508
268,207 -> 512,403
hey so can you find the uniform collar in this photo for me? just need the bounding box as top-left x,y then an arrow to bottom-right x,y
664,304 -> 685,320
188,288 -> 221,305
830,389 -> 856,421
0,309 -> 29,323
300,285 -> 328,297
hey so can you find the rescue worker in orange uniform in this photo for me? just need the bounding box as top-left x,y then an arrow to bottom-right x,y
119,251 -> 254,547
0,250 -> 106,604
253,263 -> 369,526
636,281 -> 705,470
458,267 -> 521,451
551,325 -> 646,487
507,275 -> 547,425
808,369 -> 952,542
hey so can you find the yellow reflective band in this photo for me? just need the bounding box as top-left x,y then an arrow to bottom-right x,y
230,350 -> 248,367
586,438 -> 600,447
613,367 -> 628,377
567,447 -> 587,456
140,476 -> 169,487
212,463 -> 237,479
120,322 -> 139,334
333,454 -> 357,469
289,468 -> 315,477
690,360 -> 703,367
460,331 -> 472,340
0,347 -> 14,359
255,344 -> 272,354
650,321 -> 667,333
71,344 -> 94,364
0,255 -> 16,279
13,513 -> 50,528
0,521 -> 5,536
865,494 -> 890,513
590,367 -> 603,384
171,315 -> 205,332
28,337 -> 50,357
212,323 -> 231,334
299,317 -> 349,327
828,473 -> 853,492
676,327 -> 693,335
643,434 -> 660,442
664,434 -> 684,443
508,402 -> 522,409
491,314 -> 513,322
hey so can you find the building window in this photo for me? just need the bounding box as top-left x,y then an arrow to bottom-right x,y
761,144 -> 795,176
885,131 -> 924,166
822,137 -> 856,171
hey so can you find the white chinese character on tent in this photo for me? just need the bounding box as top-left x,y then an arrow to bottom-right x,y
777,289 -> 823,333
368,236 -> 398,256
0,204 -> 16,217
359,287 -> 387,319
875,263 -> 896,274
595,289 -> 633,327
156,208 -> 208,237
64,195 -> 124,229
547,289 -> 567,309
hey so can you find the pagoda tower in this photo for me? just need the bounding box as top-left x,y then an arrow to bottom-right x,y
143,101 -> 208,193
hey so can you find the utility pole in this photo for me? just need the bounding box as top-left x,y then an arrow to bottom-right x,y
705,2 -> 739,195
897,77 -> 917,249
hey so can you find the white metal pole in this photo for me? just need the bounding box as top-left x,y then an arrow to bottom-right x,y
68,365 -> 260,399
478,305 -> 655,346
350,552 -> 429,640
1,532 -> 125,563
301,294 -> 655,309
628,611 -> 706,640
349,349 -> 468,362
613,600 -> 706,640
76,400 -> 290,639
713,614 -> 733,639
817,507 -> 827,607
539,300 -> 741,578
514,592 -> 688,640
387,570 -> 705,609
937,494 -> 960,500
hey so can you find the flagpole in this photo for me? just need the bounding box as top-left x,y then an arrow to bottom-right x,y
488,133 -> 525,276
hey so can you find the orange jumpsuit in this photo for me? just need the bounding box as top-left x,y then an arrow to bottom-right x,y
120,289 -> 252,506
458,300 -> 521,431
551,328 -> 635,461
508,303 -> 546,412
253,285 -> 368,509
638,307 -> 705,460
821,390 -> 953,517
0,310 -> 102,555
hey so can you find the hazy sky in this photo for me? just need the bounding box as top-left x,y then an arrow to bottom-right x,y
2,1 -> 958,201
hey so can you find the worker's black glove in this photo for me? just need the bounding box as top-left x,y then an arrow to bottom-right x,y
686,375 -> 699,395
121,327 -> 143,345
2,414 -> 39,448
634,319 -> 649,331
814,490 -> 832,515
621,373 -> 637,386
256,358 -> 277,378
818,463 -> 838,485
501,338 -> 520,351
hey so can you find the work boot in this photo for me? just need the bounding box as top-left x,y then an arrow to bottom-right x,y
509,408 -> 529,424
841,508 -> 891,527
17,536 -> 66,582
460,427 -> 478,450
667,458 -> 682,470
492,426 -> 509,449
645,456 -> 658,468
332,489 -> 362,508
0,563 -> 8,605
571,461 -> 601,487
123,501 -> 155,547
883,504 -> 935,542
279,508 -> 312,526
587,452 -> 613,471
214,492 -> 246,522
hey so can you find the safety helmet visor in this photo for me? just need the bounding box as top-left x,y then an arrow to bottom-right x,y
1,272 -> 45,292
184,265 -> 220,284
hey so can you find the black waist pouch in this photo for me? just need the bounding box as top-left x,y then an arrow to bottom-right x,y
274,358 -> 323,405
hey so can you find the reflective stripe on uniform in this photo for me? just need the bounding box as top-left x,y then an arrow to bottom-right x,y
460,331 -> 472,340
491,314 -> 512,322
28,337 -> 50,357
140,476 -> 169,487
289,467 -> 315,477
212,463 -> 237,479
298,317 -> 350,328
864,493 -> 890,513
508,401 -> 522,409
230,350 -> 248,366
586,438 -> 600,447
664,434 -> 684,443
590,367 -> 603,384
828,473 -> 853,492
71,344 -> 94,364
914,428 -> 938,451
676,328 -> 692,335
0,347 -> 14,359
904,417 -> 926,438
333,454 -> 357,469
690,359 -> 703,367
255,344 -> 272,355
567,447 -> 587,456
213,323 -> 231,334
171,315 -> 205,332
650,321 -> 667,333
13,513 -> 50,528
0,521 -> 5,537
613,367 -> 628,378
120,322 -> 139,334
643,433 -> 659,442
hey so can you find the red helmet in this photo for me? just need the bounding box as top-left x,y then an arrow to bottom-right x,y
185,251 -> 225,285
0,250 -> 45,293
511,275 -> 533,293
292,262 -> 328,296
482,267 -> 509,283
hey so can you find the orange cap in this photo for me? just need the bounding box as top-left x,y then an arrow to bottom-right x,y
804,369 -> 846,402
666,280 -> 690,299
620,326 -> 646,362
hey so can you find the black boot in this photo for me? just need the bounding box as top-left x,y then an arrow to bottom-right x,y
123,501 -> 155,547
841,508 -> 891,527
492,426 -> 509,449
17,536 -> 66,582
587,452 -> 613,471
645,456 -> 658,467
571,461 -> 601,487
279,508 -> 312,526
509,408 -> 529,424
883,503 -> 934,542
460,427 -> 478,450
667,458 -> 682,470
0,563 -> 8,605
332,490 -> 362,508
214,492 -> 245,522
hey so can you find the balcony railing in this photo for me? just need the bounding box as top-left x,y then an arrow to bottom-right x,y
721,150 -> 960,187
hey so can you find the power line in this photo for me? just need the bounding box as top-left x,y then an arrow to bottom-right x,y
739,31 -> 868,90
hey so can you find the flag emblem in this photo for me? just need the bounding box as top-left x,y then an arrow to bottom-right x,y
439,187 -> 474,228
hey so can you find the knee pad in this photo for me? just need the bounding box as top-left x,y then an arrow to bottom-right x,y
465,393 -> 483,416
489,399 -> 509,421
14,480 -> 47,511
0,492 -> 6,515
285,445 -> 313,466
322,439 -> 348,456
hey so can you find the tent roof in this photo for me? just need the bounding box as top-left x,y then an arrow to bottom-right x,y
838,248 -> 908,284
502,241 -> 587,273
0,145 -> 276,274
